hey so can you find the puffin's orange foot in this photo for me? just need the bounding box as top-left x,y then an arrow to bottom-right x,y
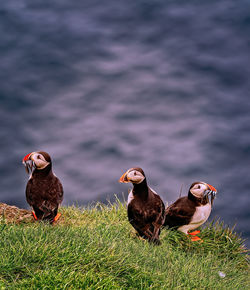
32,211 -> 38,221
53,213 -> 61,223
191,236 -> 203,242
188,230 -> 201,236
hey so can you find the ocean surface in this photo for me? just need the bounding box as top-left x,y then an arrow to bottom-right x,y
0,0 -> 249,247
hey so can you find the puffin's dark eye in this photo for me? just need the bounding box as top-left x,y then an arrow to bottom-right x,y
134,171 -> 137,176
197,185 -> 201,189
37,155 -> 41,159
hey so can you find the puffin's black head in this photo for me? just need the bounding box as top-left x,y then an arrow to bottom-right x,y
22,151 -> 52,174
119,167 -> 146,184
189,181 -> 217,204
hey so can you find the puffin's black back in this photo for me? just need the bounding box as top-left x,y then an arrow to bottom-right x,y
164,196 -> 195,228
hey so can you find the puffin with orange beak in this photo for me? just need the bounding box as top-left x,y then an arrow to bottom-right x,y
164,181 -> 217,241
22,151 -> 63,224
119,167 -> 165,244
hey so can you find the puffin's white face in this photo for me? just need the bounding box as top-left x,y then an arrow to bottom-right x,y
126,169 -> 145,184
23,151 -> 51,174
190,182 -> 217,204
190,182 -> 209,198
119,168 -> 145,184
30,152 -> 50,170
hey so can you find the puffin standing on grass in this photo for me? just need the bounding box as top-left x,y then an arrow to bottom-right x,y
119,167 -> 165,244
164,181 -> 217,241
22,151 -> 63,224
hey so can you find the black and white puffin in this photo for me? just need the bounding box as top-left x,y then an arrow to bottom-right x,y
22,151 -> 63,224
164,181 -> 217,241
119,167 -> 165,244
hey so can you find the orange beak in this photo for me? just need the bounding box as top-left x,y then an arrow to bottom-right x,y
207,184 -> 217,192
22,152 -> 35,175
119,172 -> 129,183
23,152 -> 32,162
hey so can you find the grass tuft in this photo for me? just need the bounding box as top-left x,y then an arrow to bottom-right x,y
0,200 -> 249,289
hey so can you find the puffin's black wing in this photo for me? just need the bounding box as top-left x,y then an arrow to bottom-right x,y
53,177 -> 63,205
39,176 -> 63,216
127,190 -> 165,242
26,176 -> 63,219
127,202 -> 148,238
148,190 -> 165,225
164,197 -> 195,228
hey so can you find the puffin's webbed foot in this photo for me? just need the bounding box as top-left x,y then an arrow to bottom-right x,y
188,230 -> 200,236
53,212 -> 61,223
32,211 -> 38,221
190,236 -> 203,242
186,230 -> 203,242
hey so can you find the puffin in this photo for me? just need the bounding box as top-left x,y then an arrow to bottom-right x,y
119,167 -> 165,244
22,151 -> 63,224
164,181 -> 217,241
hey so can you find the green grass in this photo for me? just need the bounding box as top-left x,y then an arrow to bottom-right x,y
0,200 -> 249,289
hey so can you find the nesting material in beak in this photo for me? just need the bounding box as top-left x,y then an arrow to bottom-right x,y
119,172 -> 129,183
204,184 -> 217,204
23,153 -> 36,175
208,184 -> 217,192
23,160 -> 36,174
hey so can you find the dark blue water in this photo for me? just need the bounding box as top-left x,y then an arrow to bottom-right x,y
0,0 -> 250,247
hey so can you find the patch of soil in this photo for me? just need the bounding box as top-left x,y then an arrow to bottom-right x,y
0,203 -> 33,223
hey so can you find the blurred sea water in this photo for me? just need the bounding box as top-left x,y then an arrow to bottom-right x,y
0,0 -> 249,247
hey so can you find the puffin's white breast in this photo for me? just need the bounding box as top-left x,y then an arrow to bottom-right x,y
178,203 -> 211,234
127,190 -> 134,205
191,203 -> 211,225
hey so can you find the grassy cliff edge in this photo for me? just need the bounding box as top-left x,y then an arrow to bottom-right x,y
0,200 -> 249,289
